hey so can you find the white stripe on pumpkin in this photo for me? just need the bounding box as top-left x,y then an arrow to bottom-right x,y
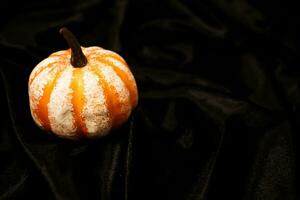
29,64 -> 63,127
29,57 -> 60,85
90,49 -> 126,63
48,66 -> 76,137
29,64 -> 59,111
83,69 -> 111,137
83,46 -> 103,54
96,63 -> 131,114
103,56 -> 135,82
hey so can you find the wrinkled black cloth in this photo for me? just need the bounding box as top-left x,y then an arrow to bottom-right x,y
0,0 -> 298,199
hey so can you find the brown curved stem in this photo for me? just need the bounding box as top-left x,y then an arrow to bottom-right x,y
59,27 -> 87,67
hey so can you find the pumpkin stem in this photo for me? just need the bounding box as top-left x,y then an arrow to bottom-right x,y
59,27 -> 87,67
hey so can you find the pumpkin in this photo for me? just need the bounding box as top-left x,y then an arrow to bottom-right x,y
28,27 -> 138,139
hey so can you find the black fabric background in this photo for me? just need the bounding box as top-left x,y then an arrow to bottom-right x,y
0,0 -> 298,199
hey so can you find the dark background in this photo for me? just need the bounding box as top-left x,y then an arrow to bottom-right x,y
0,0 -> 298,199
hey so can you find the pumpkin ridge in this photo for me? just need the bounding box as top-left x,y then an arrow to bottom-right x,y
93,63 -> 131,128
105,54 -> 126,65
93,50 -> 127,66
96,57 -> 138,108
90,65 -> 114,128
48,67 -> 76,136
35,63 -> 67,130
82,69 -> 110,136
70,68 -> 88,137
29,59 -> 60,86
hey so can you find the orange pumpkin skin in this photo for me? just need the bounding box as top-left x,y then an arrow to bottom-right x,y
28,46 -> 138,139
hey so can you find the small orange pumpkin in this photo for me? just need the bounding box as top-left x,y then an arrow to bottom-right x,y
28,27 -> 138,139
